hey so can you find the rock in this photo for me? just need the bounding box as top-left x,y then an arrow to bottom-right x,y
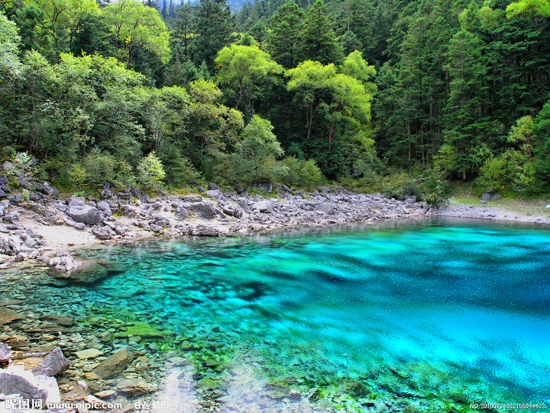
0,308 -> 24,325
75,349 -> 103,360
94,390 -> 116,400
92,225 -> 116,240
0,365 -> 60,403
315,203 -> 333,214
32,347 -> 69,377
0,188 -> 6,198
4,211 -> 20,224
253,200 -> 273,213
206,189 -> 221,199
175,207 -> 189,221
40,315 -> 75,327
208,183 -> 218,190
186,202 -> 218,219
2,161 -> 14,172
7,335 -> 29,348
479,200 -> 487,204
66,204 -> 102,225
191,225 -> 221,237
252,183 -> 273,193
222,205 -> 244,218
116,378 -> 157,395
68,195 -> 85,206
48,251 -> 80,273
0,342 -> 11,363
96,201 -> 112,215
93,348 -> 134,379
101,189 -> 113,199
482,192 -> 501,201
74,222 -> 86,230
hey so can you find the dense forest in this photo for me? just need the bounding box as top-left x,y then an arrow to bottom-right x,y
1,0 -> 549,205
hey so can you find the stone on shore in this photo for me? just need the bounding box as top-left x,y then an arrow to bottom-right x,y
116,378 -> 157,395
0,342 -> 11,363
0,365 -> 60,403
66,204 -> 102,225
32,347 -> 69,377
93,348 -> 134,379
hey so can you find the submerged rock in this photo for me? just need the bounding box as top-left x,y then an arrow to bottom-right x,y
0,308 -> 24,325
117,378 -> 157,395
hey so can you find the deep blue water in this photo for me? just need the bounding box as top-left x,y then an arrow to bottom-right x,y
79,219 -> 550,408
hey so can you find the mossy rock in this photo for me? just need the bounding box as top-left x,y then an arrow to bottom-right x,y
347,381 -> 371,398
117,322 -> 167,339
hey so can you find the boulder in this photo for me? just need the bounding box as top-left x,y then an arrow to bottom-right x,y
92,224 -> 115,240
2,161 -> 14,172
93,348 -> 134,380
186,202 -> 217,219
222,205 -> 244,218
66,204 -> 102,225
315,203 -> 333,214
482,192 -> 501,201
206,189 -> 221,198
253,200 -> 273,213
175,207 -> 189,221
207,183 -> 218,190
191,225 -> 221,237
0,365 -> 61,403
32,347 -> 69,377
0,188 -> 6,198
48,251 -> 80,273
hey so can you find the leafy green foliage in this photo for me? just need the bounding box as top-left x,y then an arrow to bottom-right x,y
138,151 -> 166,187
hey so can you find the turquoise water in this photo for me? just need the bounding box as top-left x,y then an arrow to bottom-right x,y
78,219 -> 550,408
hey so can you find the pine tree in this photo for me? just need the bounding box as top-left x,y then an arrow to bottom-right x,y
266,1 -> 305,68
191,0 -> 234,70
299,0 -> 343,65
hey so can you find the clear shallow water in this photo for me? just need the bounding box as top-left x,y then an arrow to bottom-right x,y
76,219 -> 550,407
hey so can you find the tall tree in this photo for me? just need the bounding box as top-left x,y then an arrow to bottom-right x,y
215,44 -> 283,116
266,0 -> 305,68
299,0 -> 343,65
191,0 -> 234,70
103,0 -> 171,69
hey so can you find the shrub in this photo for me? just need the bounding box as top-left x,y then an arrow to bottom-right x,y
137,151 -> 165,188
382,172 -> 423,201
83,149 -> 116,188
282,157 -> 324,188
9,151 -> 34,178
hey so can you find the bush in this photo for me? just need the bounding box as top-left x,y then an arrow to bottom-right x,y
382,172 -> 423,201
282,157 -> 324,188
68,163 -> 87,188
9,151 -> 34,178
137,151 -> 165,188
83,149 -> 116,188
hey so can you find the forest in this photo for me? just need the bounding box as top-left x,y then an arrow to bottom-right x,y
1,0 -> 549,205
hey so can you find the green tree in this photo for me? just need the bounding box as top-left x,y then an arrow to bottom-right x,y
215,44 -> 283,116
0,10 -> 22,77
191,0 -> 234,70
266,0 -> 305,68
103,0 -> 170,69
299,0 -> 343,65
225,115 -> 288,183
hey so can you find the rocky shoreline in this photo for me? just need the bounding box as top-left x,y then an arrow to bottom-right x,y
1,182 -> 549,413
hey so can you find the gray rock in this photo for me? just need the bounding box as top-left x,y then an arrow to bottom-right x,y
186,202 -> 217,219
66,204 -> 102,225
93,348 -> 134,380
92,225 -> 116,240
222,205 -> 244,218
175,207 -> 189,221
4,211 -> 20,224
101,189 -> 112,199
0,342 -> 11,363
316,203 -> 333,214
2,161 -> 14,172
206,189 -> 221,199
253,200 -> 273,213
207,183 -> 218,190
480,200 -> 487,204
482,192 -> 501,201
32,348 -> 69,377
0,372 -> 48,402
191,225 -> 221,237
0,188 -> 6,198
